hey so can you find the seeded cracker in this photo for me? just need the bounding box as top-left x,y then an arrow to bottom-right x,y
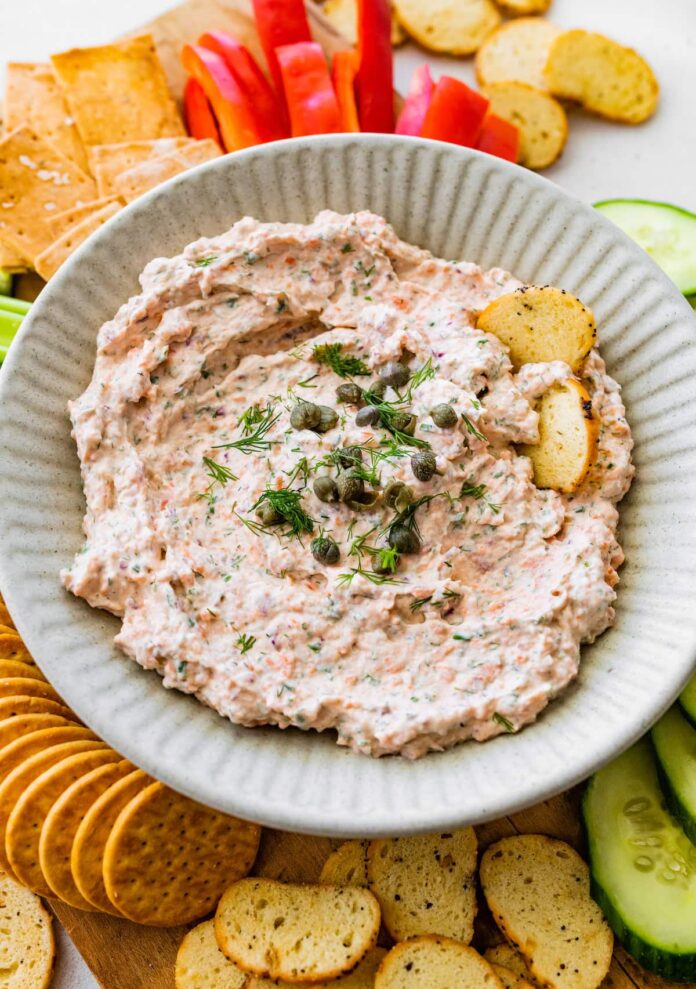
40,759 -> 133,909
7,747 -> 122,895
103,781 -> 261,925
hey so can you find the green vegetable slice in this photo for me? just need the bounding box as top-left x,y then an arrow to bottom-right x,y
652,704 -> 696,845
679,673 -> 696,728
595,199 -> 696,295
0,271 -> 12,297
583,739 -> 696,982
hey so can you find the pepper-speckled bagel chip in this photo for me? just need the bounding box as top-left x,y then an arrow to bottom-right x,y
175,919 -> 248,989
71,768 -> 151,915
103,781 -> 261,926
6,747 -> 122,896
0,714 -> 78,749
0,870 -> 55,989
39,759 -> 133,909
0,739 -> 107,874
0,678 -> 62,703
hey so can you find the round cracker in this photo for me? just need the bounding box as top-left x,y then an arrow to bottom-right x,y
0,599 -> 16,629
0,870 -> 55,989
0,696 -> 76,722
175,919 -> 247,989
0,678 -> 61,702
39,759 -> 133,909
72,769 -> 151,915
103,782 -> 261,926
394,0 -> 500,55
0,739 -> 107,875
0,660 -> 46,681
0,633 -> 33,663
0,713 -> 76,749
0,725 -> 97,786
7,747 -> 122,895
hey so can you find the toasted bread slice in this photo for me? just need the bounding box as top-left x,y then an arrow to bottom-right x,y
320,840 -> 369,887
476,18 -> 560,91
544,30 -> 658,124
477,286 -> 596,371
322,0 -> 406,46
519,378 -> 598,492
480,836 -> 613,989
0,871 -> 55,989
375,936 -> 503,989
394,0 -> 500,55
215,878 -> 380,982
495,0 -> 551,12
483,83 -> 567,170
248,948 -> 388,988
367,828 -> 477,943
485,944 -> 537,983
175,920 -> 247,989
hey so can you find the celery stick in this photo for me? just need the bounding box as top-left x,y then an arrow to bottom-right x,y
0,294 -> 31,316
0,308 -> 25,364
0,271 -> 12,297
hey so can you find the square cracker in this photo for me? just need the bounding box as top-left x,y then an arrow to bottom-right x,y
46,197 -> 121,238
0,127 -> 97,261
4,62 -> 88,171
50,35 -> 185,147
112,139 -> 221,203
87,138 -> 194,197
34,200 -> 122,281
0,235 -> 30,272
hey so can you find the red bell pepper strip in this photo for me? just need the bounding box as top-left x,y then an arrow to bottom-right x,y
252,0 -> 311,103
183,77 -> 223,147
181,45 -> 262,152
276,42 -> 342,137
332,51 -> 360,133
198,31 -> 287,142
420,77 -> 489,147
356,0 -> 393,132
395,64 -> 434,136
476,113 -> 520,162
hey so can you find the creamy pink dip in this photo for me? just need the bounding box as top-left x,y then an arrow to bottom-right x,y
63,211 -> 634,758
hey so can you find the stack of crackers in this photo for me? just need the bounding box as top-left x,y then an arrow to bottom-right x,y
0,34 -> 221,282
0,594 -> 259,940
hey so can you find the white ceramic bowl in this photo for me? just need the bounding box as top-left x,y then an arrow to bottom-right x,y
1,136 -> 695,836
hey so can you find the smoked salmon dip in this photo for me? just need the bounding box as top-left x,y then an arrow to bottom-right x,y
63,211 -> 634,758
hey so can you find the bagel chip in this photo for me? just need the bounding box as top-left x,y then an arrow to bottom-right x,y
175,919 -> 247,989
248,947 -> 388,988
7,747 -> 122,895
483,83 -> 567,170
394,0 -> 500,55
476,18 -> 560,91
72,768 -> 151,915
40,759 -> 133,909
320,840 -> 369,887
0,871 -> 55,989
495,0 -> 551,12
519,378 -> 598,492
103,781 -> 260,926
322,0 -> 406,47
0,739 -> 106,874
375,936 -> 503,989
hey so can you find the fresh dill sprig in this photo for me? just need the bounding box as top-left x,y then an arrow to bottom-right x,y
313,342 -> 370,378
193,255 -> 218,267
337,566 -> 404,587
197,456 -> 237,506
284,456 -> 312,488
461,413 -> 486,442
459,481 -> 500,515
236,632 -> 256,654
251,487 -> 315,540
215,405 -> 280,455
410,587 -> 461,613
401,358 -> 437,400
381,494 -> 439,542
493,711 -> 516,733
361,389 -> 430,449
410,595 -> 433,612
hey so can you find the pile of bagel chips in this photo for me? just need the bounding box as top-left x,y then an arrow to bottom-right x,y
0,595 -> 260,929
0,35 -> 220,281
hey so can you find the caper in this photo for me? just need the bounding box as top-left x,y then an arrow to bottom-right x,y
368,380 -> 386,399
313,475 -> 339,503
336,382 -> 363,405
337,445 -> 364,468
355,406 -> 380,427
392,412 -> 416,436
388,524 -> 420,555
380,361 -> 410,388
311,535 -> 340,565
312,405 -> 339,434
290,401 -> 321,430
346,490 -> 380,512
431,403 -> 458,429
337,472 -> 364,503
384,479 -> 414,511
411,450 -> 438,482
256,503 -> 281,525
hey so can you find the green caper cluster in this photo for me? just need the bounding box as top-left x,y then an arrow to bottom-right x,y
290,401 -> 338,434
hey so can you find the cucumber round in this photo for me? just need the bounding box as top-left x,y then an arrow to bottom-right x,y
594,199 -> 696,295
679,674 -> 696,728
583,739 -> 696,982
652,706 -> 696,844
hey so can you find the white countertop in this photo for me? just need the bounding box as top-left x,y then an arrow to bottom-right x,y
2,1 -> 694,986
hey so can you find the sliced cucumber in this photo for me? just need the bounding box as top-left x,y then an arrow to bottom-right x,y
583,739 -> 696,982
595,199 -> 696,295
679,674 -> 696,728
652,705 -> 696,845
